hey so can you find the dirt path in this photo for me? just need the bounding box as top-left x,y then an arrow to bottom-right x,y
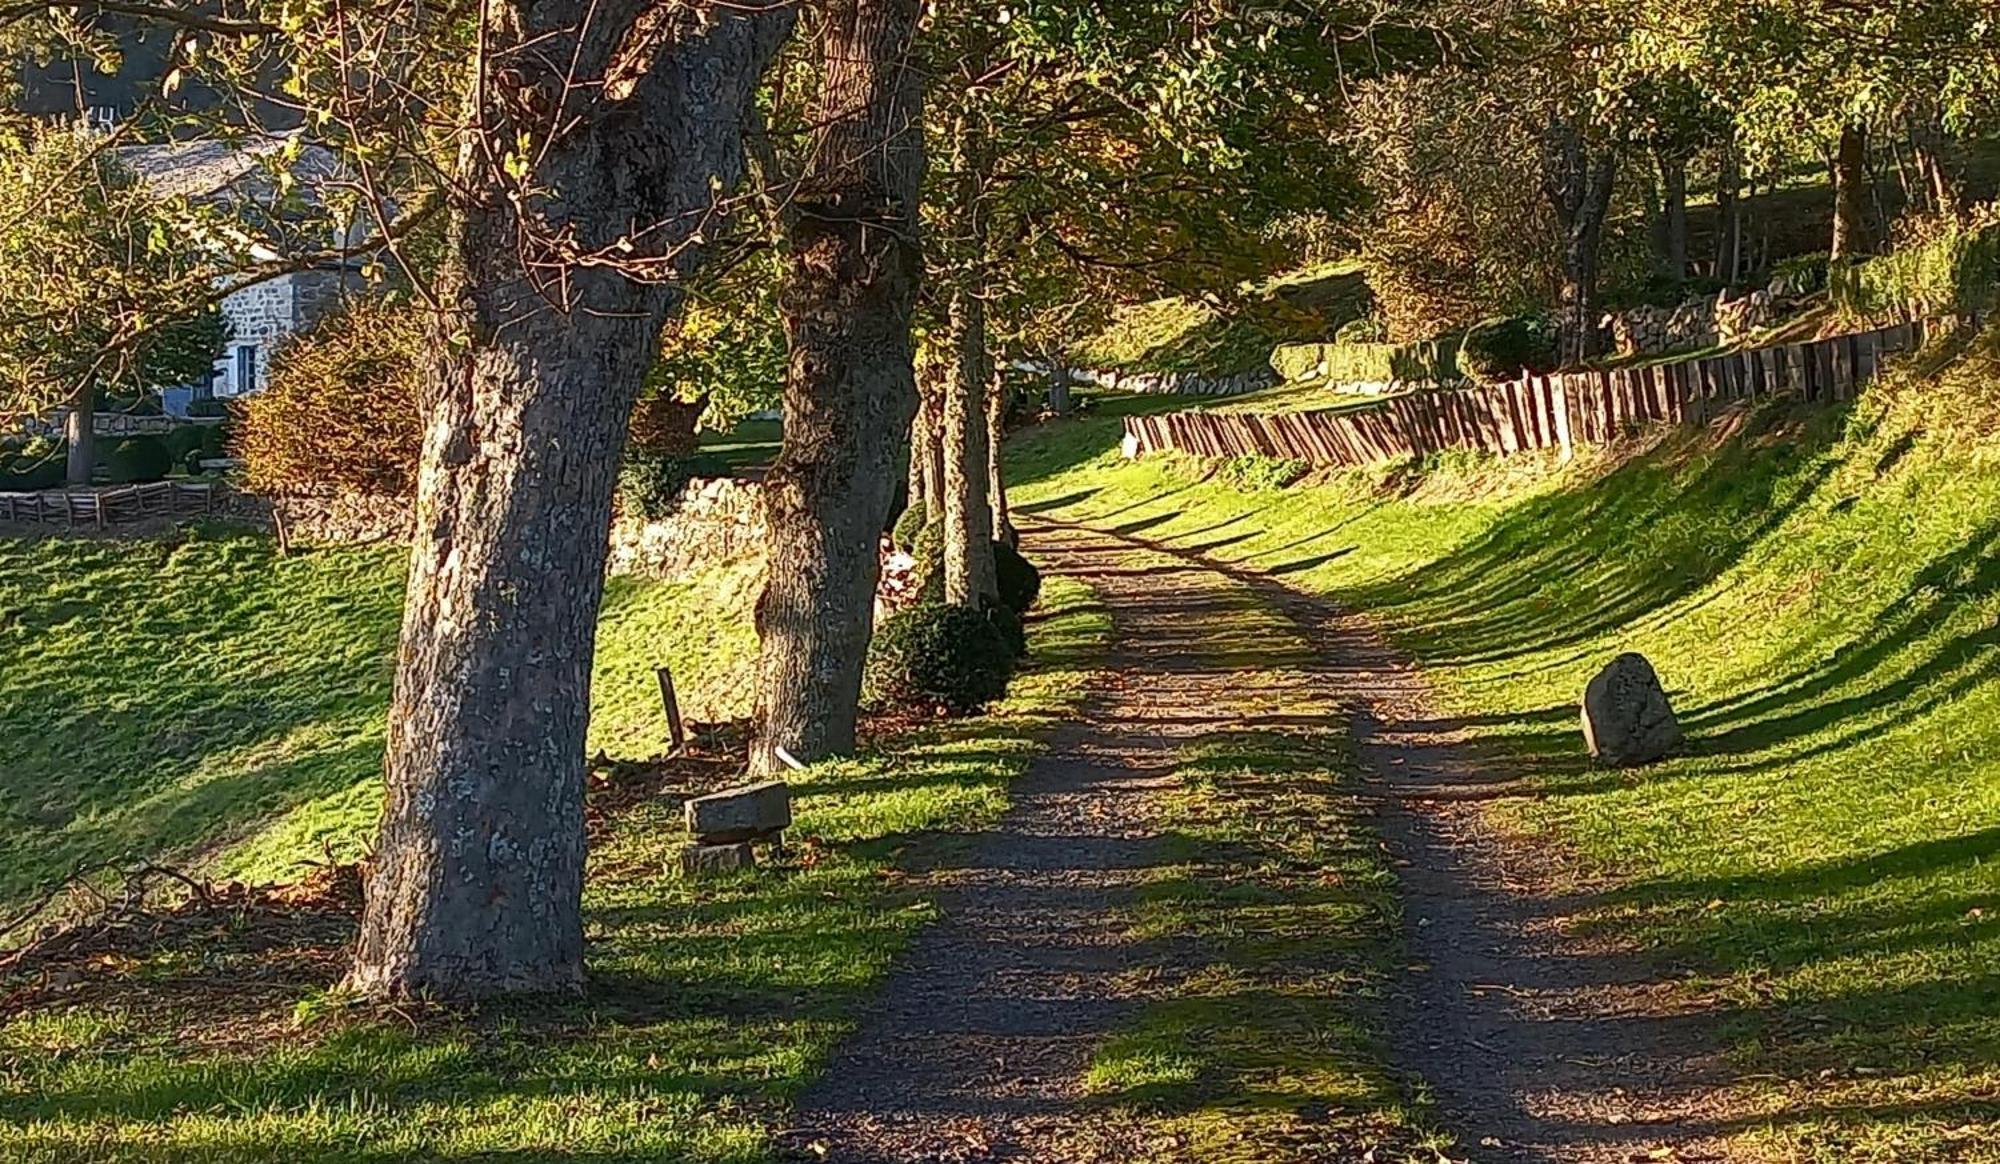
791,520 -> 1732,1163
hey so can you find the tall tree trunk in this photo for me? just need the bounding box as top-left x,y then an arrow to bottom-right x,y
1831,121 -> 1873,262
1714,145 -> 1742,283
64,379 -> 93,487
985,367 -> 1014,547
942,277 -> 997,605
348,2 -> 790,1001
939,103 -> 998,607
752,0 -> 924,775
1658,151 -> 1689,282
1541,119 -> 1616,366
1909,110 -> 1966,218
908,347 -> 944,518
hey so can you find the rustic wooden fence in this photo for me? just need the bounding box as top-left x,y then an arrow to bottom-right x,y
0,482 -> 222,529
1125,317 -> 1966,467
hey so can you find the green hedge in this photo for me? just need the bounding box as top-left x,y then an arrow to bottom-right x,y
1831,220 -> 2000,325
1271,333 -> 1464,386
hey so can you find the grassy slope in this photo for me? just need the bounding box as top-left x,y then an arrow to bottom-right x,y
1,547 -> 1111,1161
1008,334 -> 2000,1161
1071,263 -> 1371,377
0,530 -> 768,898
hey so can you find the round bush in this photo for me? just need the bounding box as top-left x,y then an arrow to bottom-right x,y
994,541 -> 1041,615
987,602 -> 1027,658
1456,314 -> 1557,383
237,300 -> 427,497
0,436 -> 64,491
865,602 -> 1015,713
101,435 -> 173,483
892,500 -> 929,553
618,449 -> 723,520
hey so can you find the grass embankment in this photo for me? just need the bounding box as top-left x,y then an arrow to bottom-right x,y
1071,263 -> 1370,377
1077,552 -> 1441,1160
1010,331 -> 2000,1161
0,526 -> 1111,1162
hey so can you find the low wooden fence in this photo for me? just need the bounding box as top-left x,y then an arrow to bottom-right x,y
0,482 -> 223,528
1125,317 -> 1965,467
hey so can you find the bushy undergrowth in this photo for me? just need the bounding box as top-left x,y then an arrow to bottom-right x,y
1456,313 -> 1557,382
865,602 -> 1016,713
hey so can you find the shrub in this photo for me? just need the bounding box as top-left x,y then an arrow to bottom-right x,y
1457,314 -> 1557,383
865,602 -> 1015,713
994,541 -> 1042,615
1769,253 -> 1830,297
892,500 -> 929,553
237,300 -> 427,497
101,435 -> 172,483
618,449 -> 722,520
164,424 -> 229,475
0,436 -> 64,491
1830,218 -> 2000,326
987,602 -> 1027,657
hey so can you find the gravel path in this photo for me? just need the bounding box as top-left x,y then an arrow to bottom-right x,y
791,519 -> 1735,1163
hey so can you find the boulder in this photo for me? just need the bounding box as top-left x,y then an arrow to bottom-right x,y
679,842 -> 756,878
685,780 -> 792,843
1581,653 -> 1684,767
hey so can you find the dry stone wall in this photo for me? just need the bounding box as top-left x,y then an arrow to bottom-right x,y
277,476 -> 769,578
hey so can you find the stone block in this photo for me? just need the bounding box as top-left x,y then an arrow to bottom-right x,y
679,842 -> 756,878
1581,653 -> 1684,768
685,780 -> 792,843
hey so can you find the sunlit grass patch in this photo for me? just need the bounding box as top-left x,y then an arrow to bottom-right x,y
1012,329 -> 2000,1159
0,569 -> 1109,1162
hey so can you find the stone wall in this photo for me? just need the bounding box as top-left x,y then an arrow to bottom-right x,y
1071,366 -> 1275,397
277,475 -> 769,578
1602,286 -> 1789,358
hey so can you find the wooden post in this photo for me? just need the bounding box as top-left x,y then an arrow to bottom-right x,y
272,499 -> 292,556
656,665 -> 687,755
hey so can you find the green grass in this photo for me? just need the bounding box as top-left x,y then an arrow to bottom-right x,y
696,419 -> 782,474
1074,559 -> 1436,1161
1071,263 -> 1370,377
0,568 -> 1112,1163
0,528 -> 770,897
1009,329 -> 2000,1161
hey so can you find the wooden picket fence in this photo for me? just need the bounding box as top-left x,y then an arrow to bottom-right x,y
0,481 -> 222,529
1125,317 -> 1969,467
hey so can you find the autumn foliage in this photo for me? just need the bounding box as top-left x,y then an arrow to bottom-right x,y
236,300 -> 427,498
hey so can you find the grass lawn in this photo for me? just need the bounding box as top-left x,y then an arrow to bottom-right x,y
697,419 -> 783,475
1008,330 -> 2000,1161
0,530 -> 769,898
0,523 -> 1111,1162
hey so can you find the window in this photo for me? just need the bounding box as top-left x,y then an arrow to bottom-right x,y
192,368 -> 217,403
234,345 -> 257,396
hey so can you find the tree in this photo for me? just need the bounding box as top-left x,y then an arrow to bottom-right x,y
0,121 -> 227,485
751,0 -> 924,774
3,0 -> 798,998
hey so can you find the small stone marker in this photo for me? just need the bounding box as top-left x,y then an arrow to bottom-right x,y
1581,652 -> 1684,767
685,780 -> 792,845
679,842 -> 756,878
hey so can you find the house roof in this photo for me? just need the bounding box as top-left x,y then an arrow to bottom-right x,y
115,131 -> 340,203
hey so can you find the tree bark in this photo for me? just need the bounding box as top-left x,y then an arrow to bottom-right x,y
1714,144 -> 1742,283
1831,121 -> 1873,262
985,367 -> 1014,547
752,0 -> 924,775
348,1 -> 791,1001
1909,111 -> 1966,218
1657,151 -> 1688,283
941,275 -> 997,605
64,379 -> 94,487
1541,119 -> 1616,366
